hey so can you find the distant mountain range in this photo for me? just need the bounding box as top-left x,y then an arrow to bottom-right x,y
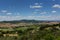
0,20 -> 60,23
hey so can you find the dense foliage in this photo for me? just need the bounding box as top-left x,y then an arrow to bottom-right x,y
0,23 -> 60,40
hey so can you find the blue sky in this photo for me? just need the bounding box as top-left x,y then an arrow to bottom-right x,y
0,0 -> 60,21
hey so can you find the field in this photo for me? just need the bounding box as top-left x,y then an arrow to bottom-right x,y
0,21 -> 60,40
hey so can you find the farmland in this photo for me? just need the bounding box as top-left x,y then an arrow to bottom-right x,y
0,20 -> 60,40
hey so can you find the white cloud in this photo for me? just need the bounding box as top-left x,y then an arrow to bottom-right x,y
30,3 -> 42,9
0,15 -> 60,21
52,11 -> 57,13
53,4 -> 60,8
7,13 -> 12,15
34,3 -> 43,5
27,15 -> 60,20
30,5 -> 42,8
1,10 -> 7,13
32,11 -> 47,15
0,16 -> 22,21
40,12 -> 47,14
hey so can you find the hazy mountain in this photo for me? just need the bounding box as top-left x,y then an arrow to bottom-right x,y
0,20 -> 60,24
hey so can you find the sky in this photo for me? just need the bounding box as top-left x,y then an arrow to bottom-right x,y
0,0 -> 60,21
